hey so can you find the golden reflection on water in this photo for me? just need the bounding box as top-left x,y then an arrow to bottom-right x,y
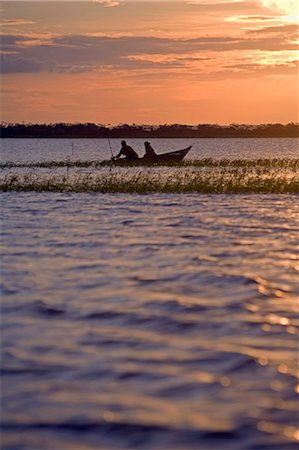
220,376 -> 231,387
265,314 -> 291,326
262,323 -> 272,332
257,357 -> 268,366
257,421 -> 299,443
277,363 -> 289,374
286,326 -> 297,334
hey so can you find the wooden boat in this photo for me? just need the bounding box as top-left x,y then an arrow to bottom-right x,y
152,145 -> 192,162
108,146 -> 192,165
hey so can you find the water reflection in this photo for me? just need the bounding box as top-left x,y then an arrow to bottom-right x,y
1,193 -> 298,449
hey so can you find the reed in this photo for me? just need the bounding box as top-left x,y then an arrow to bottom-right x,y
1,168 -> 298,194
1,158 -> 299,170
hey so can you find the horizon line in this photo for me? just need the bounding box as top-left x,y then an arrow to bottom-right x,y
1,122 -> 298,127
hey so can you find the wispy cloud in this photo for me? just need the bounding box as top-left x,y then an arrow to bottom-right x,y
246,23 -> 299,34
225,15 -> 277,22
0,55 -> 55,73
92,0 -> 121,6
0,19 -> 35,27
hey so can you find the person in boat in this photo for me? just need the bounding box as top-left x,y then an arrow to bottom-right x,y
143,141 -> 157,161
112,140 -> 139,161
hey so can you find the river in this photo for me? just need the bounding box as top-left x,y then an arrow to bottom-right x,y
1,138 -> 298,449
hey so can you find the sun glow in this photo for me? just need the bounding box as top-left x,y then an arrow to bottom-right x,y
261,1 -> 299,18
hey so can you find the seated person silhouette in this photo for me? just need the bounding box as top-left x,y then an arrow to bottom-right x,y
112,140 -> 139,160
143,141 -> 157,161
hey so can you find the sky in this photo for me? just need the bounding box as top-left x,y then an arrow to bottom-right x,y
0,0 -> 298,124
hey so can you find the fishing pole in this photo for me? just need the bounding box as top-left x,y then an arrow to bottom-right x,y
106,125 -> 114,159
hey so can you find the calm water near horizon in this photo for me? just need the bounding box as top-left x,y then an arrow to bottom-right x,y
1,137 -> 299,163
1,138 -> 298,449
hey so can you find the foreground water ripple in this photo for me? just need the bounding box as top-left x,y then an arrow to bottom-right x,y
1,192 -> 298,450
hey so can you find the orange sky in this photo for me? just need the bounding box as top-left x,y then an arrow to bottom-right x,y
1,0 -> 298,124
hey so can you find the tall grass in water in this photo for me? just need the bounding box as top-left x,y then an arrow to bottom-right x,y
1,158 -> 299,170
1,167 -> 298,193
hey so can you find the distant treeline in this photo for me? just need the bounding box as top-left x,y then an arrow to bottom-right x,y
1,122 -> 298,138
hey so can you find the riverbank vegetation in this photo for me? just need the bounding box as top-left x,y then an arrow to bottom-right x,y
1,122 -> 298,138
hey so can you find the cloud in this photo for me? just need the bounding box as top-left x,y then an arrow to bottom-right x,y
92,0 -> 121,6
260,1 -> 298,16
1,32 -> 297,74
0,55 -> 55,73
0,34 -> 32,45
225,15 -> 277,22
0,19 -> 35,27
226,60 -> 298,73
246,23 -> 299,34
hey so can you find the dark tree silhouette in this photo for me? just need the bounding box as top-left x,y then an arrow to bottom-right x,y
0,122 -> 298,138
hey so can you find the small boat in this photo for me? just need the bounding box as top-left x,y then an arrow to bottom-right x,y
152,146 -> 192,162
106,146 -> 192,165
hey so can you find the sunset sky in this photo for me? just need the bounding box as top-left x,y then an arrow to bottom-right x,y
1,0 -> 298,124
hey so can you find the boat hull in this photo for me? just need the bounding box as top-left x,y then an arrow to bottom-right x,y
108,146 -> 192,165
154,146 -> 192,161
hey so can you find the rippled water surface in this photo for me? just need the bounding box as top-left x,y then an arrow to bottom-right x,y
1,192 -> 298,450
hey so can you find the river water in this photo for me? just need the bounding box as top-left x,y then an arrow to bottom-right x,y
1,139 -> 298,450
1,137 -> 298,162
